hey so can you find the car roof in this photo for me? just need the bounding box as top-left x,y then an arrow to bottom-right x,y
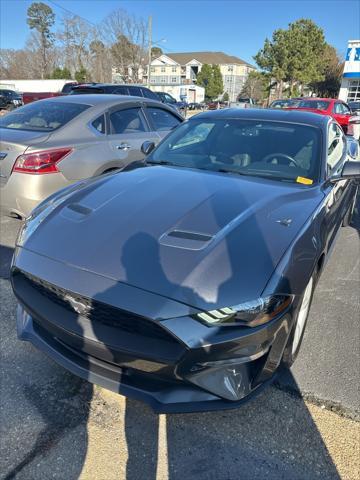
194,107 -> 330,128
36,94 -> 160,107
73,83 -> 152,89
299,97 -> 335,102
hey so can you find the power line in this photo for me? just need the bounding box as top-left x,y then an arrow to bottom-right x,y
47,0 -> 97,26
47,0 -> 174,52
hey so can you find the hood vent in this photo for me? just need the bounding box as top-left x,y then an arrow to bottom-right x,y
160,229 -> 213,250
167,230 -> 213,242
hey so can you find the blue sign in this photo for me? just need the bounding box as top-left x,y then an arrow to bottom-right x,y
345,47 -> 360,61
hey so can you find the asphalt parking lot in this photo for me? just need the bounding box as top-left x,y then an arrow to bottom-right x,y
0,201 -> 359,480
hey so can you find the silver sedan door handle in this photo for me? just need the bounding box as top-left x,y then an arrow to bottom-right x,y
116,143 -> 131,150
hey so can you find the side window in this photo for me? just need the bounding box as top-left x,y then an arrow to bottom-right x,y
141,88 -> 159,100
128,86 -> 142,97
341,103 -> 351,114
171,123 -> 214,149
114,86 -> 129,95
327,123 -> 345,175
146,107 -> 181,132
333,103 -> 342,114
109,108 -> 147,134
91,115 -> 106,134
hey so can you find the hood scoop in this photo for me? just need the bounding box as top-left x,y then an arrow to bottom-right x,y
159,229 -> 213,250
60,203 -> 93,222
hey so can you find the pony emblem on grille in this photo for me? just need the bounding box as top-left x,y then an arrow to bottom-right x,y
64,294 -> 90,316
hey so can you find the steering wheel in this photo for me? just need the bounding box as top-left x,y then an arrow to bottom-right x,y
262,153 -> 299,167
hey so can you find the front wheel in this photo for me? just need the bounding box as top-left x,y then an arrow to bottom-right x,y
282,274 -> 315,367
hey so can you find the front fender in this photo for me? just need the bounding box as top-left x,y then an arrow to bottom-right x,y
262,199 -> 328,299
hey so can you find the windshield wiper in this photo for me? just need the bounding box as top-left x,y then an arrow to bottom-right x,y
216,169 -> 252,176
146,160 -> 176,166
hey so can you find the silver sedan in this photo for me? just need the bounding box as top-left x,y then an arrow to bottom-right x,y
0,94 -> 183,218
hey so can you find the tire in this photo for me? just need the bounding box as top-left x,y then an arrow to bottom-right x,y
282,273 -> 316,367
6,104 -> 15,111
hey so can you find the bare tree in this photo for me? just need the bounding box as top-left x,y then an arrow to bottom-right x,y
27,2 -> 55,78
102,9 -> 148,83
89,36 -> 112,82
57,13 -> 93,77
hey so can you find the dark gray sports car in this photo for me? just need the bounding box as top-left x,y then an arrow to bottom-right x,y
11,109 -> 360,413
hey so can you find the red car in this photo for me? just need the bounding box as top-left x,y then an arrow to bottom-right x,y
286,97 -> 358,137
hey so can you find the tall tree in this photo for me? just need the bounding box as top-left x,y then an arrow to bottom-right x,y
254,29 -> 289,97
57,14 -> 93,77
27,2 -> 55,78
254,18 -> 327,97
151,46 -> 163,59
90,39 -> 111,82
286,19 -> 326,95
197,64 -> 224,100
102,9 -> 147,83
240,70 -> 268,104
310,45 -> 343,97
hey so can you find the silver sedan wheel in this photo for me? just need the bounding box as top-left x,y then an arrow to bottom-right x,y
292,277 -> 314,355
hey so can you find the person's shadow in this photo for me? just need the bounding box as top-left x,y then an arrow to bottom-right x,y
90,222 -> 343,479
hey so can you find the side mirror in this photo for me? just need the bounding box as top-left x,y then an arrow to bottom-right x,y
141,141 -> 155,156
341,161 -> 360,180
346,136 -> 359,159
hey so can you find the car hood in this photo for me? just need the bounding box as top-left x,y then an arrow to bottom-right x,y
22,166 -> 323,311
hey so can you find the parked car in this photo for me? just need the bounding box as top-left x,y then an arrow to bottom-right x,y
0,89 -> 23,110
286,97 -> 360,140
0,95 -> 183,218
155,91 -> 187,115
70,83 -> 160,101
22,83 -> 79,105
22,91 -> 62,105
12,108 -> 359,413
348,101 -> 360,115
232,97 -> 257,108
269,99 -> 301,109
188,102 -> 207,110
207,101 -> 228,110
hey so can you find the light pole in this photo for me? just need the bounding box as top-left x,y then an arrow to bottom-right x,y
147,16 -> 152,87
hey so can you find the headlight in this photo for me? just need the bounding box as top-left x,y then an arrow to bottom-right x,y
16,181 -> 86,247
193,295 -> 292,328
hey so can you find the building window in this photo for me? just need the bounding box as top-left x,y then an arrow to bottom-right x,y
150,77 -> 156,83
161,66 -> 166,72
228,65 -> 234,72
159,76 -> 167,83
171,77 -> 177,83
347,80 -> 360,101
172,66 -> 177,72
150,67 -> 155,73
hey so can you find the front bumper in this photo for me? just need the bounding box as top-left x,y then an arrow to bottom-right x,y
12,248 -> 293,413
0,171 -> 71,218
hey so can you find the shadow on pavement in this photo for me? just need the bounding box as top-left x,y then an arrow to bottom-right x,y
0,244 -> 14,279
123,379 -> 340,480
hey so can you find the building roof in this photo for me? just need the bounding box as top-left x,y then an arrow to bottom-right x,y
165,51 -> 255,68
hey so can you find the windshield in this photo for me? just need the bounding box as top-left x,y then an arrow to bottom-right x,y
271,99 -> 300,108
296,100 -> 330,110
0,101 -> 90,132
148,118 -> 321,183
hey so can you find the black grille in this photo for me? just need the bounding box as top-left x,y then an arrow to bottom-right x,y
16,270 -> 178,344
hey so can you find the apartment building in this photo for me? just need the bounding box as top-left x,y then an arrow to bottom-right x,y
141,51 -> 256,101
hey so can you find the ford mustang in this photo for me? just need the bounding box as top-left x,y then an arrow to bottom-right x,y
11,109 -> 360,412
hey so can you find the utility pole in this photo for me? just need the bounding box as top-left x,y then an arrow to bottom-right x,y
147,15 -> 152,87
